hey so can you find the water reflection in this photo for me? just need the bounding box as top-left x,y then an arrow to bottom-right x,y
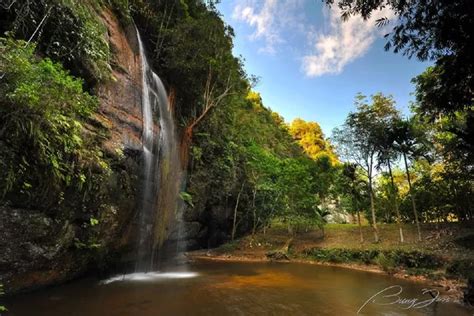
101,272 -> 199,284
4,261 -> 473,316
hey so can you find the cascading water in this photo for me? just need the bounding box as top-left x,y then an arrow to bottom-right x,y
135,29 -> 186,272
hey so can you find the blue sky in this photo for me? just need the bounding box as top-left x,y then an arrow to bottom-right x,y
217,0 -> 431,136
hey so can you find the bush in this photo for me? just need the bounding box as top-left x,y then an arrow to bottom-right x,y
304,248 -> 380,264
447,259 -> 474,279
217,240 -> 240,253
107,0 -> 131,24
0,37 -> 108,209
304,248 -> 444,272
374,253 -> 396,272
0,0 -> 112,88
390,250 -> 445,269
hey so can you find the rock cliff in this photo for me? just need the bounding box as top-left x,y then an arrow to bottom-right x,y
0,8 -> 146,295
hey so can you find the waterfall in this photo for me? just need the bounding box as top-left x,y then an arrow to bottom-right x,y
135,29 -> 185,272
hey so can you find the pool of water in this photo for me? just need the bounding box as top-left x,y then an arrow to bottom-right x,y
4,260 -> 473,315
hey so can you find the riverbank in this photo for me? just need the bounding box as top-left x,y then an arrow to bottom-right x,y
188,222 -> 474,303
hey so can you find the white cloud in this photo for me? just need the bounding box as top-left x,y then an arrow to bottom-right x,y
232,0 -> 304,54
302,5 -> 395,77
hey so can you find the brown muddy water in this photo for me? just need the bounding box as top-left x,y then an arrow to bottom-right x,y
3,260 -> 473,315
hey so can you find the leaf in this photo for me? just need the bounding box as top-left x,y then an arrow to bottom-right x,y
179,191 -> 194,207
89,217 -> 99,226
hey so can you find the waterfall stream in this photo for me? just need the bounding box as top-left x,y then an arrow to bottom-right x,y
135,29 -> 184,272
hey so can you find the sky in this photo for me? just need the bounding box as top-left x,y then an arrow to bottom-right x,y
217,0 -> 431,136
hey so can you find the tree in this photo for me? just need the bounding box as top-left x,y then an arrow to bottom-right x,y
392,118 -> 428,241
412,67 -> 474,165
333,93 -> 399,242
325,0 -> 473,155
373,112 -> 405,242
244,143 -> 281,236
289,118 -> 339,165
410,103 -> 474,223
337,163 -> 368,243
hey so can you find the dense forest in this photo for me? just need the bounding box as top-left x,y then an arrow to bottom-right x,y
1,0 -> 472,243
0,0 -> 341,247
0,0 -> 473,310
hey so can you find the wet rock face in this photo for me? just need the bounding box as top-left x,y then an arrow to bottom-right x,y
97,9 -> 145,154
0,8 -> 145,295
0,207 -> 82,294
180,205 -> 234,250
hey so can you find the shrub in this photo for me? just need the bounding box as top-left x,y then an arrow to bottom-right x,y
0,37 -> 108,209
446,259 -> 474,279
0,0 -> 112,88
217,240 -> 240,253
390,250 -> 445,269
374,253 -> 396,272
304,247 -> 444,273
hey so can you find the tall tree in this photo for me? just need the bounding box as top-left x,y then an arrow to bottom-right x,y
289,118 -> 339,165
374,114 -> 405,243
392,118 -> 428,241
325,0 -> 473,153
333,93 -> 398,242
338,163 -> 367,243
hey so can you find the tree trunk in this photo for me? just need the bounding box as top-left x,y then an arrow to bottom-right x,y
368,175 -> 379,242
403,152 -> 422,242
387,159 -> 404,243
179,126 -> 193,170
287,222 -> 293,236
231,183 -> 245,241
357,210 -> 364,243
252,187 -> 257,236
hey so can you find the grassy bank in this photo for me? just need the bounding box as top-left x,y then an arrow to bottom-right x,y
199,222 -> 474,285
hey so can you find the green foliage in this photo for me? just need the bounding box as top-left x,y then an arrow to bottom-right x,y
446,259 -> 474,280
289,118 -> 339,165
127,1 -> 338,240
131,0 -> 246,125
412,66 -> 473,163
187,88 -> 333,239
106,0 -> 131,23
304,248 -> 379,264
335,163 -> 369,216
304,248 -> 444,271
327,1 -> 473,226
373,252 -> 396,272
73,213 -> 103,250
90,217 -> 99,226
216,240 -> 240,253
73,238 -> 102,250
0,37 -> 108,208
0,284 -> 6,312
325,0 -> 473,119
0,0 -> 112,88
179,191 -> 194,207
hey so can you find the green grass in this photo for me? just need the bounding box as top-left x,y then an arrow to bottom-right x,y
215,240 -> 241,254
230,221 -> 474,281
